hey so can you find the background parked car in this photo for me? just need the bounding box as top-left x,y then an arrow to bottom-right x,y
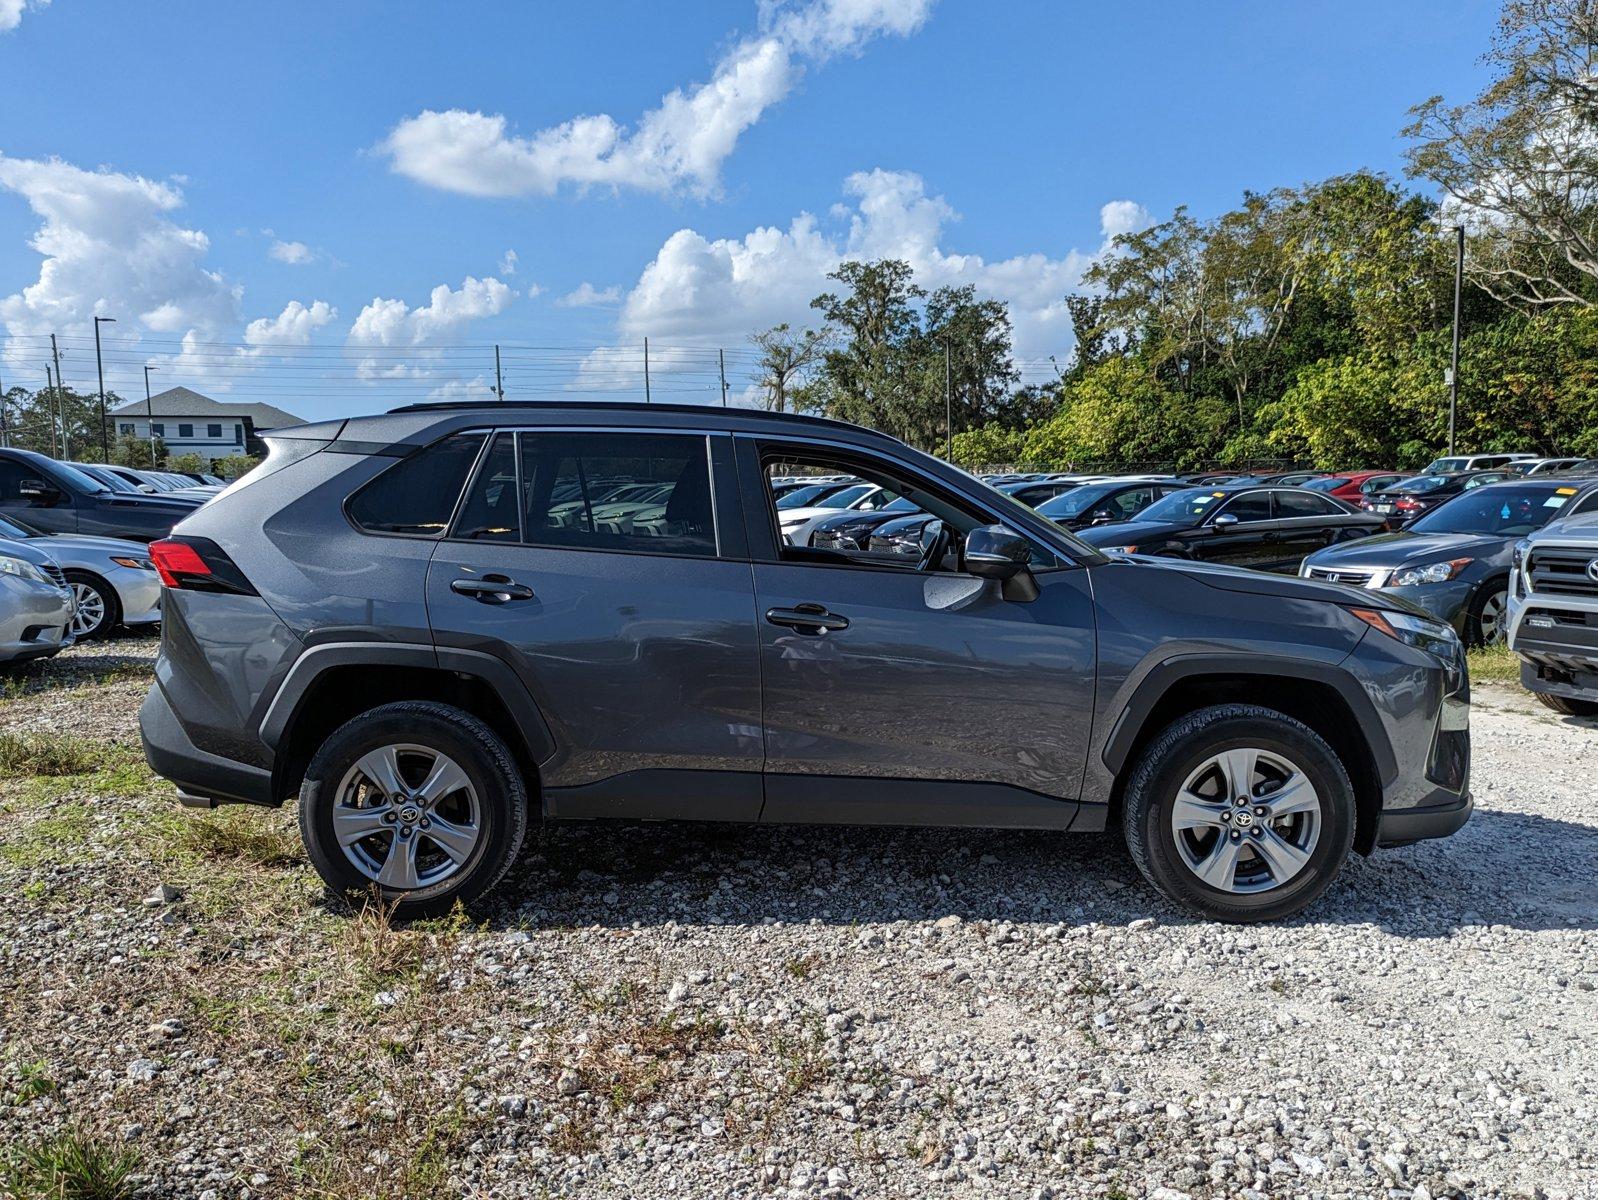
1506,456 -> 1586,476
1302,478 -> 1598,643
997,479 -> 1083,507
1075,484 -> 1384,572
68,462 -> 207,507
778,482 -> 904,544
1254,471 -> 1327,485
0,536 -> 74,667
1423,453 -> 1537,473
0,513 -> 161,640
1301,470 -> 1410,504
0,448 -> 197,542
1035,479 -> 1188,530
1361,470 -> 1518,525
807,496 -> 922,552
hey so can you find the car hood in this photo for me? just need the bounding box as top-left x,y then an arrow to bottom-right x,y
778,505 -> 855,524
1075,518 -> 1190,546
23,533 -> 151,559
1306,529 -> 1507,568
1112,552 -> 1434,617
0,536 -> 61,569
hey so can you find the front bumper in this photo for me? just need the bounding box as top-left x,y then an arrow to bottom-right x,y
1506,588 -> 1598,698
107,565 -> 163,625
1299,564 -> 1476,636
0,578 -> 75,664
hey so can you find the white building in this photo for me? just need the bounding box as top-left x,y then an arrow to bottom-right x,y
110,388 -> 304,464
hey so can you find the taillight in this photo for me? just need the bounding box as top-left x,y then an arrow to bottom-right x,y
1396,498 -> 1422,510
148,537 -> 257,595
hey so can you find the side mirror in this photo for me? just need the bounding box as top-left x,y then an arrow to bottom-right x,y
1212,512 -> 1240,529
965,525 -> 1031,581
1090,509 -> 1117,525
18,478 -> 58,503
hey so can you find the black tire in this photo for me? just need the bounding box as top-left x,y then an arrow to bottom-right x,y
298,701 -> 529,917
1121,704 -> 1356,923
64,570 -> 121,641
1466,580 -> 1508,647
1532,690 -> 1598,717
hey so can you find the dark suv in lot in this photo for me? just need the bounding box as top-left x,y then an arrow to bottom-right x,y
140,404 -> 1472,922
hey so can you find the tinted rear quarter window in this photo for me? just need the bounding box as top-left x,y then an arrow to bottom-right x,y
348,432 -> 485,536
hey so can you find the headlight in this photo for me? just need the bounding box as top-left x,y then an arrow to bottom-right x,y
1389,557 -> 1472,587
0,554 -> 52,587
1349,606 -> 1461,657
110,556 -> 155,571
1101,544 -> 1139,554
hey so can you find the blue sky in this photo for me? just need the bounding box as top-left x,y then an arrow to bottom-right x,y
0,0 -> 1499,422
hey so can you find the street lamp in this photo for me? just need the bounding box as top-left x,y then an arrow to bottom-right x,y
143,365 -> 158,467
94,316 -> 116,461
1448,225 -> 1464,457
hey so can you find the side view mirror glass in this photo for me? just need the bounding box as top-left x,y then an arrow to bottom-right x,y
964,524 -> 1031,581
1090,509 -> 1116,524
18,478 -> 56,501
1212,512 -> 1240,528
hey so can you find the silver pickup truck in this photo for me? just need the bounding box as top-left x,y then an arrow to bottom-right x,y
1507,512 -> 1598,715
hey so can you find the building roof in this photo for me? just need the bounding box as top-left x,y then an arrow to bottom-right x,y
109,387 -> 304,429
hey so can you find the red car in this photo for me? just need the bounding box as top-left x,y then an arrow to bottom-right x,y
1300,470 -> 1410,505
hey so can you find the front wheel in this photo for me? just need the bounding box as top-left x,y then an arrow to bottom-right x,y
1122,704 -> 1355,923
1533,691 -> 1598,717
65,571 -> 121,640
298,701 -> 529,917
1467,582 -> 1508,646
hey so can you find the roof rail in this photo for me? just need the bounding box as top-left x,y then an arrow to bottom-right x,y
384,399 -> 886,439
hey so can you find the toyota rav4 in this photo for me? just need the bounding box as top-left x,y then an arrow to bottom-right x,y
139,403 -> 1473,922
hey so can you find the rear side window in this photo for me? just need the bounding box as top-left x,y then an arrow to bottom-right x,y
519,432 -> 716,557
451,433 -> 519,542
1218,491 -> 1272,521
347,433 -> 485,536
1275,490 -> 1341,518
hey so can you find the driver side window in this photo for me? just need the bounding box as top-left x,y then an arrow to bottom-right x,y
755,444 -> 1019,572
1215,491 -> 1272,522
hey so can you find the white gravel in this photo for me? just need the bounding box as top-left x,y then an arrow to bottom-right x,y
1,647 -> 1594,1199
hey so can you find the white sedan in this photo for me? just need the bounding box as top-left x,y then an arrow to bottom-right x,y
0,514 -> 161,640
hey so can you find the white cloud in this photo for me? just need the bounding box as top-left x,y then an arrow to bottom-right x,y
244,299 -> 337,347
1098,199 -> 1152,240
380,0 -> 934,199
268,239 -> 315,265
556,281 -> 622,307
499,249 -> 519,275
346,276 -> 514,382
0,153 -> 240,364
585,169 -> 1119,376
0,0 -> 49,33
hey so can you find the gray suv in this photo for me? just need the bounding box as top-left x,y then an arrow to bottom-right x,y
139,404 -> 1473,922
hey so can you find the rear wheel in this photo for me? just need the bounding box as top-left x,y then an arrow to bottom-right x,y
1122,704 -> 1355,923
298,701 -> 528,916
1532,691 -> 1598,717
65,571 -> 120,640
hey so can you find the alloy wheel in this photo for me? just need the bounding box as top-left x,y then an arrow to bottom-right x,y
69,582 -> 107,638
332,743 -> 481,891
1477,588 -> 1507,644
1169,747 -> 1322,894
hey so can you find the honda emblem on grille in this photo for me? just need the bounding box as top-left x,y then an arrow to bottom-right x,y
1588,558 -> 1598,583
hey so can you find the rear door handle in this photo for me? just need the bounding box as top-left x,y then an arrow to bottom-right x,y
451,576 -> 535,603
765,603 -> 849,634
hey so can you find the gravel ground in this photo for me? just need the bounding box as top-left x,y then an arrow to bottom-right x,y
1,640 -> 1594,1200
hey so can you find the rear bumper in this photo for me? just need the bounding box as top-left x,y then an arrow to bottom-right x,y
1375,789 -> 1473,847
140,682 -> 274,806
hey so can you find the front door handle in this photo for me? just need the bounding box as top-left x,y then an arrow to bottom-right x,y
451,575 -> 535,604
765,603 -> 849,634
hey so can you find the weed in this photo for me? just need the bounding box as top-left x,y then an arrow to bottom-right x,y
1,1128 -> 140,1200
783,952 -> 822,979
172,812 -> 301,867
0,732 -> 118,777
1468,641 -> 1519,684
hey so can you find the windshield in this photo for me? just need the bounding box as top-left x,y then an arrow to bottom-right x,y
1388,475 -> 1449,494
1037,483 -> 1125,518
880,495 -> 917,513
1425,458 -> 1468,473
43,460 -> 106,494
1134,488 -> 1221,523
1302,476 -> 1347,493
776,483 -> 840,509
820,484 -> 873,509
71,463 -> 136,492
1411,485 -> 1579,536
0,514 -> 40,538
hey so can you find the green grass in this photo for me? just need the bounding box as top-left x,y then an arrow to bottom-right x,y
1468,641 -> 1520,684
1,1129 -> 140,1200
0,732 -> 117,777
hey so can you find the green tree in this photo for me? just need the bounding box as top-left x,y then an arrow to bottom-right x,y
749,323 -> 828,412
1405,0 -> 1598,310
166,452 -> 207,474
808,260 -> 928,442
209,454 -> 261,481
110,433 -> 168,469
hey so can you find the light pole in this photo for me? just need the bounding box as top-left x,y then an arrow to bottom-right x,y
144,365 -> 158,466
94,316 -> 116,460
1448,225 -> 1464,457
